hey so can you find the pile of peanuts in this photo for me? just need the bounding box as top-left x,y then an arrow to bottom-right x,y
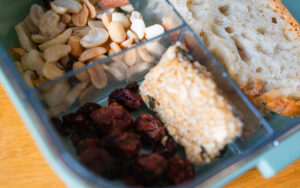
10,0 -> 166,115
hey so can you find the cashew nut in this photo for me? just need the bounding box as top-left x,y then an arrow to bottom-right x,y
145,41 -> 166,56
15,22 -> 36,51
44,44 -> 71,63
71,26 -> 91,38
80,28 -> 109,48
21,49 -> 45,75
73,61 -> 90,81
58,22 -> 67,33
88,64 -> 108,89
120,38 -> 134,48
112,12 -> 131,29
108,21 -> 127,43
38,10 -> 62,39
10,48 -> 27,60
79,47 -> 107,62
101,13 -> 111,30
72,4 -> 89,27
127,30 -> 139,43
64,80 -> 89,106
124,49 -> 137,66
82,0 -> 96,18
43,80 -> 70,107
23,70 -> 37,87
144,24 -> 165,40
51,0 -> 82,14
24,16 -> 39,34
39,28 -> 72,51
120,5 -> 134,13
131,19 -> 145,40
31,34 -> 49,44
103,61 -> 127,82
14,61 -> 24,73
126,62 -> 152,82
42,61 -> 65,80
60,13 -> 72,24
88,20 -> 105,29
137,47 -> 154,62
29,4 -> 44,27
68,35 -> 83,57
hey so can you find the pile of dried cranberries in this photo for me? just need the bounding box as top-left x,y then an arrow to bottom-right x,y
51,82 -> 195,187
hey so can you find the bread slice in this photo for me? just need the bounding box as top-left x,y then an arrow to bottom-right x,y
140,43 -> 243,164
169,0 -> 300,117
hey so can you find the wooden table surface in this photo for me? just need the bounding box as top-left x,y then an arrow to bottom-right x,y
1,85 -> 300,188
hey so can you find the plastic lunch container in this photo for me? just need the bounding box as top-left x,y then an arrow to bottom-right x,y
0,0 -> 300,187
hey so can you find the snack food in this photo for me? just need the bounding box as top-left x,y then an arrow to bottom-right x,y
169,0 -> 300,117
140,43 -> 243,164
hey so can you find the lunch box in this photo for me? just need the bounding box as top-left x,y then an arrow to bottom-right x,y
0,0 -> 300,187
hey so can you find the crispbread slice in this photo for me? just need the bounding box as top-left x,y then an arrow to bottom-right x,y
169,0 -> 300,116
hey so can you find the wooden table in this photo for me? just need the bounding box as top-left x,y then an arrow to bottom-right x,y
1,85 -> 300,188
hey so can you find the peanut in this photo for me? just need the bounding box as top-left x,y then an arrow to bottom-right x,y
82,0 -> 97,18
79,47 -> 107,62
73,61 -> 90,81
108,21 -> 127,43
88,64 -> 108,89
68,35 -> 83,57
72,4 -> 89,27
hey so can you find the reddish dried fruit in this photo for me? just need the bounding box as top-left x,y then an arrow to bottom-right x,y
135,114 -> 165,144
76,138 -> 102,155
108,88 -> 142,111
90,103 -> 133,134
71,130 -> 100,146
76,102 -> 101,116
167,157 -> 195,185
126,82 -> 139,93
102,132 -> 141,158
153,136 -> 178,159
62,113 -> 90,129
80,147 -> 119,179
51,117 -> 70,137
132,153 -> 167,186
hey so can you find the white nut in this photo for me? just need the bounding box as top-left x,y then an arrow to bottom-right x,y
72,4 -> 89,27
101,13 -> 111,30
72,26 -> 91,38
145,24 -> 165,40
42,62 -> 65,80
130,11 -> 143,22
82,0 -> 97,18
88,64 -> 107,89
64,80 -> 89,106
120,38 -> 134,48
60,13 -> 72,24
112,12 -> 131,29
145,41 -> 166,56
39,28 -> 72,51
103,61 -> 127,82
52,0 -> 82,14
88,20 -> 105,29
39,10 -> 62,39
80,28 -> 109,48
68,35 -> 83,57
137,47 -> 154,62
127,30 -> 139,43
31,34 -> 49,44
44,80 -> 70,107
73,61 -> 90,81
124,49 -> 137,66
21,49 -> 44,75
108,21 -> 126,43
120,5 -> 134,12
23,70 -> 37,87
131,19 -> 145,40
15,22 -> 36,51
126,62 -> 152,82
44,44 -> 71,63
29,4 -> 44,27
79,47 -> 107,62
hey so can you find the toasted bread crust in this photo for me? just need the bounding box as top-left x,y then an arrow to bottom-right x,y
270,0 -> 300,38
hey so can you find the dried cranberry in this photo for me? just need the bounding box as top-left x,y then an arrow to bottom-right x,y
43,0 -> 54,9
167,157 -> 195,185
50,117 -> 70,137
76,138 -> 102,155
135,114 -> 165,144
80,147 -> 119,179
132,153 -> 167,186
108,88 -> 142,111
102,132 -> 141,158
62,113 -> 90,130
90,103 -> 133,134
71,130 -> 100,146
153,136 -> 178,159
77,102 -> 101,116
125,82 -> 139,93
